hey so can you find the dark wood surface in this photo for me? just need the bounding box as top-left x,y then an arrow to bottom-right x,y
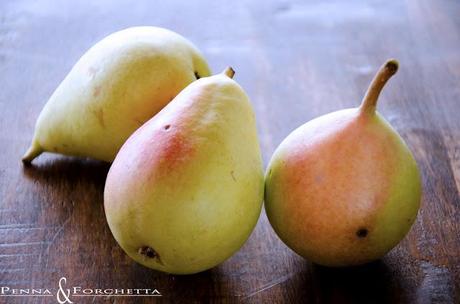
1,0 -> 459,303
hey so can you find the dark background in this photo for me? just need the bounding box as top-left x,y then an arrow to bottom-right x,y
1,0 -> 459,303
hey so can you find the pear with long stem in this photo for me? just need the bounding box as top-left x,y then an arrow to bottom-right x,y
265,59 -> 422,266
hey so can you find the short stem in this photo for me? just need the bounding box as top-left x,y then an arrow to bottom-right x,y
22,140 -> 43,164
222,67 -> 235,79
359,59 -> 399,115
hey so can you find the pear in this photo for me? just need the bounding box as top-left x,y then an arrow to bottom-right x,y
265,59 -> 422,266
104,68 -> 264,274
22,26 -> 210,163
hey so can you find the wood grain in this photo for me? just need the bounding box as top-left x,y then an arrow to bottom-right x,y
1,0 -> 459,303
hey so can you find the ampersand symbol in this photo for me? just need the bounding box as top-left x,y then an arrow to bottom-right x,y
56,277 -> 73,304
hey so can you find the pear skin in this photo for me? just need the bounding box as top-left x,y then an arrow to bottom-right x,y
265,60 -> 422,266
23,26 -> 210,163
104,68 -> 264,274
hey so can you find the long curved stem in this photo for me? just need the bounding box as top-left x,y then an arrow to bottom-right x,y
359,59 -> 399,115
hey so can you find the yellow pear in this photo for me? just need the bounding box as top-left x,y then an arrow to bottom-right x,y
265,60 -> 422,266
104,68 -> 264,274
22,26 -> 210,163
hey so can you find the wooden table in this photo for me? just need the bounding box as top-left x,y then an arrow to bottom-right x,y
1,0 -> 459,303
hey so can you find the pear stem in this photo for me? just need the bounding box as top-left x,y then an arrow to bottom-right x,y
359,59 -> 399,115
22,140 -> 43,164
223,67 -> 235,79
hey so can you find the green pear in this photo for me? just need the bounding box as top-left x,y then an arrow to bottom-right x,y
104,68 -> 264,274
22,26 -> 210,163
265,60 -> 422,266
